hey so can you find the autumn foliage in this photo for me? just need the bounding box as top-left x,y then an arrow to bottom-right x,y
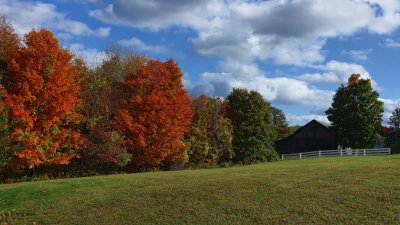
0,16 -> 20,74
3,28 -> 83,169
115,59 -> 193,171
0,20 -> 289,181
185,95 -> 234,165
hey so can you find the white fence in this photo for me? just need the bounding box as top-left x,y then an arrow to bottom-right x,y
281,148 -> 391,160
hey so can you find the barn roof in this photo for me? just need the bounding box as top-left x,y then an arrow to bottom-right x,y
275,119 -> 338,154
277,119 -> 330,144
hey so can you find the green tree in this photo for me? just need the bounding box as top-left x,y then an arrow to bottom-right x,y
385,108 -> 400,153
225,88 -> 276,164
287,125 -> 301,136
389,108 -> 400,130
326,74 -> 383,149
185,95 -> 234,165
270,106 -> 288,141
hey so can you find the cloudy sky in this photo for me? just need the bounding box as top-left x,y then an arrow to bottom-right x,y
1,0 -> 400,125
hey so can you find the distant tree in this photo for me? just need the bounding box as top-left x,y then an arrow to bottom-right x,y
0,16 -> 20,75
225,88 -> 276,163
3,28 -> 83,169
185,95 -> 234,165
270,106 -> 288,141
326,74 -> 383,148
75,46 -> 146,174
83,44 -> 147,120
115,59 -> 193,171
385,108 -> 400,153
287,125 -> 301,136
389,108 -> 400,130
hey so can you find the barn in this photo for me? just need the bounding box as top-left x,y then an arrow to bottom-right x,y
275,120 -> 338,154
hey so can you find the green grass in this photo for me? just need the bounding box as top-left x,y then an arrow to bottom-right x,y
1,155 -> 400,224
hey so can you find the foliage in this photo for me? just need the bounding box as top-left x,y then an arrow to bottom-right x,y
225,88 -> 275,164
270,106 -> 288,141
0,16 -> 20,75
0,90 -> 9,169
2,28 -> 83,169
287,125 -> 301,136
326,74 -> 384,149
75,47 -> 146,175
265,148 -> 280,162
389,108 -> 400,130
385,108 -> 400,153
69,119 -> 131,175
84,45 -> 147,120
185,95 -> 234,165
115,59 -> 193,171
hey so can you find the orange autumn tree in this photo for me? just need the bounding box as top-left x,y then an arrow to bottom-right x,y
115,59 -> 193,171
0,17 -> 20,169
3,28 -> 83,169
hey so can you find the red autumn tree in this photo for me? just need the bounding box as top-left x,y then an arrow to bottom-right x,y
3,28 -> 83,169
115,59 -> 193,171
0,17 -> 20,170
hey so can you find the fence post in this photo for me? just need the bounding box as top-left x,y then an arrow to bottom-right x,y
340,149 -> 342,156
281,154 -> 284,160
389,148 -> 391,155
363,149 -> 365,156
319,151 -> 321,158
300,153 -> 302,159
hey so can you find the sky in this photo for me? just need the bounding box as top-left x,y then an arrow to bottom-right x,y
1,0 -> 400,125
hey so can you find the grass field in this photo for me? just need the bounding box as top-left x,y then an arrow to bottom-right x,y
1,155 -> 400,224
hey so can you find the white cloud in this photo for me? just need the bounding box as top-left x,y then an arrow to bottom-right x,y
0,0 -> 110,37
384,38 -> 400,48
87,0 -> 400,123
378,98 -> 400,123
341,49 -> 372,61
190,59 -> 334,107
68,43 -> 104,68
297,60 -> 372,85
380,98 -> 400,113
90,0 -> 400,66
367,0 -> 400,34
285,113 -> 330,126
89,0 -> 225,31
118,37 -> 169,54
182,73 -> 193,90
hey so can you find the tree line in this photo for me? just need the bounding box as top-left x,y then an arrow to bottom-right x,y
0,18 -> 296,182
1,18 -> 398,182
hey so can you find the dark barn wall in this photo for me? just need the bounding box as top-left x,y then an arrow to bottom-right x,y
276,120 -> 337,154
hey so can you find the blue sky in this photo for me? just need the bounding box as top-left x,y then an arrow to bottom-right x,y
1,0 -> 400,125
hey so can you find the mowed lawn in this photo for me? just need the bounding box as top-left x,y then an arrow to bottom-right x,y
1,155 -> 400,224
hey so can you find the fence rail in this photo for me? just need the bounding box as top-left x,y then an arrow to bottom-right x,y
281,148 -> 391,160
